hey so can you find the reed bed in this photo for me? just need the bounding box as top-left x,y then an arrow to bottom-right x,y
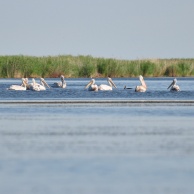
0,55 -> 194,78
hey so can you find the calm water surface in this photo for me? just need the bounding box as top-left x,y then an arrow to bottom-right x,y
0,77 -> 194,100
0,78 -> 194,194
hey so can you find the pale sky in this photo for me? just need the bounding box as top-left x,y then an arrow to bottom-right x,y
0,0 -> 194,60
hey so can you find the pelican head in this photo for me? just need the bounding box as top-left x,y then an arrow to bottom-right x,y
107,77 -> 117,88
139,75 -> 147,88
21,78 -> 27,87
40,78 -> 50,88
167,78 -> 177,89
21,78 -> 28,87
60,75 -> 65,82
85,79 -> 95,89
32,78 -> 36,86
21,78 -> 26,84
60,75 -> 66,88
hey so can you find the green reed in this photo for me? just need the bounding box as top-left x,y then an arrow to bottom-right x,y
0,55 -> 194,78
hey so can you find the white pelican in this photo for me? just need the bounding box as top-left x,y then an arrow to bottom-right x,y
52,75 -> 66,88
8,78 -> 27,91
98,77 -> 117,91
167,78 -> 180,91
135,75 -> 147,92
85,78 -> 98,91
28,78 -> 50,91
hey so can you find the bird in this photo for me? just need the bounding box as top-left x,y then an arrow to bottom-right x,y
167,78 -> 180,91
8,78 -> 27,91
85,78 -> 98,91
135,75 -> 147,92
27,78 -> 50,91
52,75 -> 66,88
98,77 -> 117,91
124,86 -> 133,89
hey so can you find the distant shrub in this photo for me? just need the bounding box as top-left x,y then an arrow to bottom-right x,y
139,61 -> 156,76
164,65 -> 176,77
1,55 -> 194,78
177,62 -> 191,76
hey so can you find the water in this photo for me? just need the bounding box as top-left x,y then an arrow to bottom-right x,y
0,77 -> 194,100
0,78 -> 194,194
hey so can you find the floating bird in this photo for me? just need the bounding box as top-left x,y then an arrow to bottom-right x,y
85,78 -> 98,91
167,78 -> 180,91
28,78 -> 50,91
135,75 -> 147,92
124,86 -> 133,89
98,77 -> 117,91
8,78 -> 27,91
52,75 -> 66,88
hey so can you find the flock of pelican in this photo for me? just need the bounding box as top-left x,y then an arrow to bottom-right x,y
8,76 -> 62,91
85,75 -> 180,92
7,75 -> 181,92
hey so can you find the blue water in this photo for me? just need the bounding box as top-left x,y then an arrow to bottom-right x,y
0,78 -> 194,194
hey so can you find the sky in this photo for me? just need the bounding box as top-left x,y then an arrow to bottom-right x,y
0,0 -> 194,60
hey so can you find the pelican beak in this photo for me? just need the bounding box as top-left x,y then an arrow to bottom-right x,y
85,80 -> 92,89
42,79 -> 50,88
110,79 -> 117,88
167,81 -> 173,89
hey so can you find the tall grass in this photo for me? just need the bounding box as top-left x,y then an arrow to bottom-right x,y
0,55 -> 194,78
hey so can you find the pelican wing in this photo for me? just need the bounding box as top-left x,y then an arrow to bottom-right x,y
98,84 -> 112,90
172,85 -> 180,91
53,82 -> 62,87
135,85 -> 146,92
8,78 -> 27,90
53,81 -> 66,88
9,85 -> 26,91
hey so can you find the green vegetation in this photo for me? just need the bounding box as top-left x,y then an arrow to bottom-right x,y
0,55 -> 194,78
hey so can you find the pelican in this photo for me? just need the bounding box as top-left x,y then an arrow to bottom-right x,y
167,78 -> 180,91
135,75 -> 147,92
52,75 -> 66,88
8,78 -> 27,91
98,77 -> 117,91
85,78 -> 98,91
28,78 -> 50,91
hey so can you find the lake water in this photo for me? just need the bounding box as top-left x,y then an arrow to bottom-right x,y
0,77 -> 194,100
0,77 -> 194,194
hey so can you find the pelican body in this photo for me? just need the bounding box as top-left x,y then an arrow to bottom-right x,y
98,77 -> 117,91
8,78 -> 27,91
52,75 -> 66,88
28,78 -> 50,91
135,75 -> 147,92
85,79 -> 98,91
167,78 -> 180,91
